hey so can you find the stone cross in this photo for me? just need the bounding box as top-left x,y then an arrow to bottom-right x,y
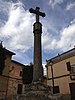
29,7 -> 45,22
29,7 -> 45,82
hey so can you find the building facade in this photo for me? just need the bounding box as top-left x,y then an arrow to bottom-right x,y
46,47 -> 75,99
0,44 -> 25,99
0,48 -> 15,100
0,43 -> 34,100
7,60 -> 26,100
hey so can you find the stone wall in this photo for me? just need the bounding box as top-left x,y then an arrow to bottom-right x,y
12,93 -> 71,100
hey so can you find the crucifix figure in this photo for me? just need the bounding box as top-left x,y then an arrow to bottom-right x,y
29,7 -> 46,82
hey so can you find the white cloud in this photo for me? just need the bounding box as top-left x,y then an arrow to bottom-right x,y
48,0 -> 63,8
70,19 -> 75,24
43,19 -> 75,52
0,1 -> 35,52
0,0 -> 75,63
57,20 -> 75,51
42,19 -> 59,51
0,0 -> 11,13
66,2 -> 75,10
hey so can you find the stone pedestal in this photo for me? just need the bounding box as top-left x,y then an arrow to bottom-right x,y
20,82 -> 51,100
17,82 -> 63,100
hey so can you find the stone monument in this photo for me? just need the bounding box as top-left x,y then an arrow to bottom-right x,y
19,7 -> 51,100
16,7 -> 63,100
29,7 -> 45,82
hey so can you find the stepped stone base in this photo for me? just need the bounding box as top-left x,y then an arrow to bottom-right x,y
16,82 -> 62,100
21,81 -> 51,100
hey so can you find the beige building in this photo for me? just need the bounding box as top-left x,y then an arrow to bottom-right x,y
46,47 -> 75,99
0,44 -> 33,100
0,44 -> 25,100
7,60 -> 26,100
7,60 -> 25,99
0,47 -> 15,100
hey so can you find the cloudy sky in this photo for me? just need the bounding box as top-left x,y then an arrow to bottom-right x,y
0,0 -> 75,65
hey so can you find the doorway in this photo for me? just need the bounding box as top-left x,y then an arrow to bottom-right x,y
69,83 -> 75,100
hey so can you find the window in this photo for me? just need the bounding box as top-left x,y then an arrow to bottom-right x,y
53,86 -> 60,94
20,71 -> 22,76
69,83 -> 75,99
17,84 -> 22,94
66,62 -> 71,71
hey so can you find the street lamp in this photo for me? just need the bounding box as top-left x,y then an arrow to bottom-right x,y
49,60 -> 54,94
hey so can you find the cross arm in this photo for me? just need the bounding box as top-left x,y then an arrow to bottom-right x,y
29,7 -> 46,17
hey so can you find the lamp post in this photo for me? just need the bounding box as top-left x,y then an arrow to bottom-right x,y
49,60 -> 54,94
